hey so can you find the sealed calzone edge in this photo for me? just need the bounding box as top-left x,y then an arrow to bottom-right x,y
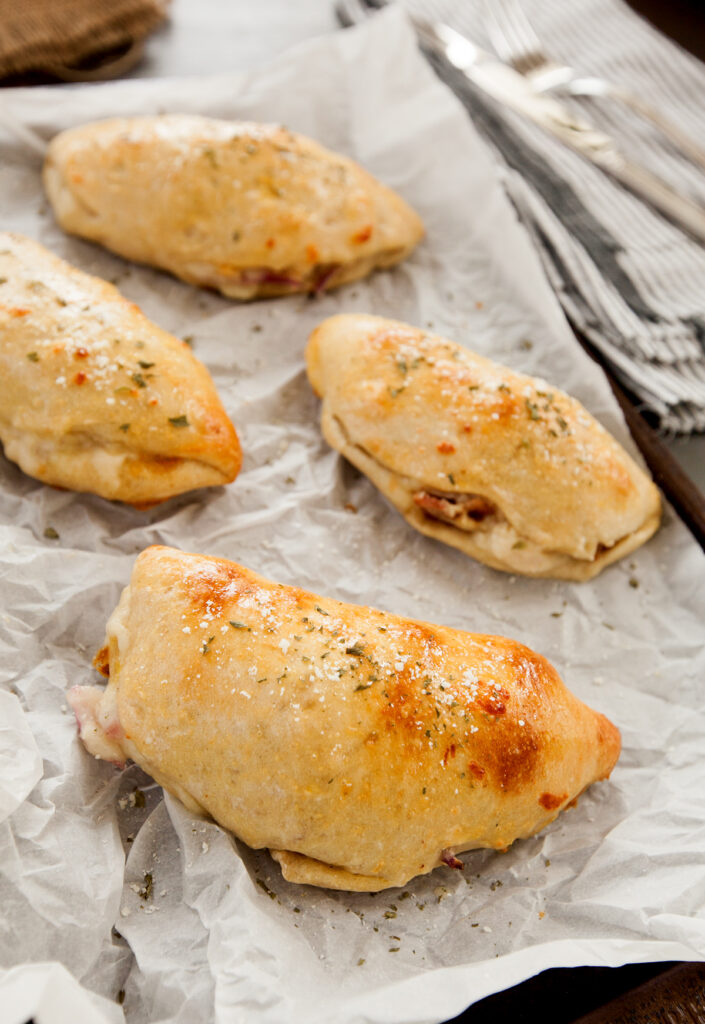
43,116 -> 424,300
0,233 -> 241,505
306,314 -> 661,580
69,546 -> 620,892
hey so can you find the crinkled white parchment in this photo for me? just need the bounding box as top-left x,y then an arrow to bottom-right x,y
0,690 -> 42,823
1,9 -> 704,1024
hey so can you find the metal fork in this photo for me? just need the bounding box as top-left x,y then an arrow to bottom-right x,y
485,0 -> 705,170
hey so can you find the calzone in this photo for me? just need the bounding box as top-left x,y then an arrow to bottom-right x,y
0,233 -> 241,505
306,314 -> 661,580
69,546 -> 621,892
43,115 -> 424,300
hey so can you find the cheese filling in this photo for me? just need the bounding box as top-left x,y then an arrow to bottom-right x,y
328,414 -> 634,573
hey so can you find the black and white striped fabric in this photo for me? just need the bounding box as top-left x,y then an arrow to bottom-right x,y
398,0 -> 705,434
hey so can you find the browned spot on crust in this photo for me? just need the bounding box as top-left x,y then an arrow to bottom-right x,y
468,761 -> 485,780
370,327 -> 422,355
436,441 -> 456,454
454,640 -> 561,793
483,638 -> 564,706
93,645 -> 110,677
352,225 -> 373,244
376,663 -> 443,771
130,499 -> 164,510
488,729 -> 540,792
74,348 -> 89,359
441,743 -> 457,766
476,392 -> 520,427
475,687 -> 509,716
181,558 -> 309,624
73,371 -> 87,385
379,674 -> 425,734
594,713 -> 622,777
405,621 -> 444,652
375,635 -> 543,792
179,558 -> 251,614
539,792 -> 567,811
123,456 -> 185,488
465,713 -> 543,794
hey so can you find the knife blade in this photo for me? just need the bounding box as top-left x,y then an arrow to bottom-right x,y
413,17 -> 705,245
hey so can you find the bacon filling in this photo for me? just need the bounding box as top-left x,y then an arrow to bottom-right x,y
236,263 -> 341,293
413,490 -> 498,532
441,848 -> 464,870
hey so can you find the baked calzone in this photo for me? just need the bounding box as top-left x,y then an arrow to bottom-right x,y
306,315 -> 661,580
43,115 -> 424,300
69,546 -> 621,892
0,233 -> 241,505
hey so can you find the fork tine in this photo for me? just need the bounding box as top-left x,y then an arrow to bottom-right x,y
484,0 -> 543,68
496,0 -> 543,53
484,0 -> 526,63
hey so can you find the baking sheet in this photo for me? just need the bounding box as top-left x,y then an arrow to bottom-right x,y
1,9 -> 704,1023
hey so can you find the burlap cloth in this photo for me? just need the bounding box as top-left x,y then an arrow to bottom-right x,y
0,0 -> 170,81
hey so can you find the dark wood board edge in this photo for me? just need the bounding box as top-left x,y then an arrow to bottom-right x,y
573,961 -> 705,1023
575,328 -> 705,553
444,962 -> 680,1024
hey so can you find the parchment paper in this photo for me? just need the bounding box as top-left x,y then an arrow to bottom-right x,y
1,10 -> 704,1023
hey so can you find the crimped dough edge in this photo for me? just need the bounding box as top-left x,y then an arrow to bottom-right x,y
323,410 -> 660,581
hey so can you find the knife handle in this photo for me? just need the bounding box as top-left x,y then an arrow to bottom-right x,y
611,88 -> 705,171
600,154 -> 705,245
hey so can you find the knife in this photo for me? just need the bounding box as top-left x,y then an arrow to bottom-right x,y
337,0 -> 705,246
414,18 -> 705,245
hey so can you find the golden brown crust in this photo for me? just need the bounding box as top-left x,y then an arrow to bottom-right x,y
0,233 -> 241,504
306,314 -> 661,580
69,546 -> 621,891
43,116 -> 424,299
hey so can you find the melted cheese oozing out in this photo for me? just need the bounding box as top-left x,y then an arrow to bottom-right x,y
467,521 -> 568,573
68,685 -> 125,763
2,425 -> 127,489
107,584 -> 132,662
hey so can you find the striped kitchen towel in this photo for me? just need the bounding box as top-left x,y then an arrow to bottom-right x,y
381,0 -> 705,433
